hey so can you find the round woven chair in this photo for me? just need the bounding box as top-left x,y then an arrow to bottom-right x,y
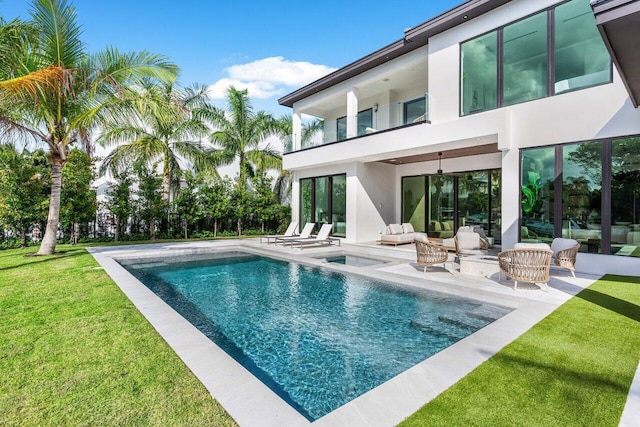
498,247 -> 553,291
414,238 -> 450,272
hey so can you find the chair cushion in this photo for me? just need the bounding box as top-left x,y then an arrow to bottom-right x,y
515,242 -> 551,250
550,238 -> 578,254
402,223 -> 415,234
388,223 -> 403,234
457,232 -> 480,250
442,221 -> 452,231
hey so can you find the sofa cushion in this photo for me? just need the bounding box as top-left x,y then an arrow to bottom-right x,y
388,223 -> 403,235
402,223 -> 415,233
442,221 -> 452,231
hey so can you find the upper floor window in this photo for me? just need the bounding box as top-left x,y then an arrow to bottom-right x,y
503,11 -> 548,106
403,97 -> 428,124
460,0 -> 611,116
336,108 -> 373,141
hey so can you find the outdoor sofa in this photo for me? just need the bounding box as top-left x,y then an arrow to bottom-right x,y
379,223 -> 427,246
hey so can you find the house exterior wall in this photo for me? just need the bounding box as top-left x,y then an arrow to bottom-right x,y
282,0 -> 640,274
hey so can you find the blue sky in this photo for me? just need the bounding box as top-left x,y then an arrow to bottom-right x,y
2,0 -> 462,115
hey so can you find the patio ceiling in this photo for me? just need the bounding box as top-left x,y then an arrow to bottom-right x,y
592,0 -> 640,107
377,143 -> 499,165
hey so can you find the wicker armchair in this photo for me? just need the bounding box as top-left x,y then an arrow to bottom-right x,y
551,238 -> 580,277
498,247 -> 553,291
414,239 -> 450,272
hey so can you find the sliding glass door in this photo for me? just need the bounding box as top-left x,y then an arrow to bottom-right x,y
299,174 -> 347,237
401,169 -> 501,242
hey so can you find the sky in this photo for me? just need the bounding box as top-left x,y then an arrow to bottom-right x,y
1,0 -> 463,116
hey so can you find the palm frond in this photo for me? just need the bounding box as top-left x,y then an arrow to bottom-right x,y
31,0 -> 85,67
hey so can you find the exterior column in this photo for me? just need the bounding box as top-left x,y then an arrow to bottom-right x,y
346,88 -> 359,139
290,172 -> 300,226
501,148 -> 520,249
292,109 -> 302,151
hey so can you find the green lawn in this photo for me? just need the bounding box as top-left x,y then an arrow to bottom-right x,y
2,244 -> 639,426
401,274 -> 640,426
0,245 -> 236,426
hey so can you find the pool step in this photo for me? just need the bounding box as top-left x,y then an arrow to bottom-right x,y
409,320 -> 461,341
437,316 -> 478,332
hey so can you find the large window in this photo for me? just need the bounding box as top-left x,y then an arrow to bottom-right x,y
402,176 -> 426,232
503,12 -> 548,106
521,147 -> 556,242
612,138 -> 640,254
299,174 -> 347,237
520,136 -> 640,257
461,31 -> 498,115
554,0 -> 611,94
563,142 -> 602,253
461,0 -> 611,115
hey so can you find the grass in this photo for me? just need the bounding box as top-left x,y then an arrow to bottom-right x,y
401,274 -> 640,426
0,245 -> 236,426
2,243 -> 639,426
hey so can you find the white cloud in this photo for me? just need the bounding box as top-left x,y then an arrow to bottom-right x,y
207,57 -> 336,100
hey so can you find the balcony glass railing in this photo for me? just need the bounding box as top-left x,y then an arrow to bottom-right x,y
284,94 -> 429,154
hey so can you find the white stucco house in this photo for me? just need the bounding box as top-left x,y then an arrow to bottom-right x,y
278,0 -> 640,275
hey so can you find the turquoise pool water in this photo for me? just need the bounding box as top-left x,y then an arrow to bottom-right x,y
121,252 -> 511,420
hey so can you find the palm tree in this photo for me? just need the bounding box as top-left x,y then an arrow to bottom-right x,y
273,116 -> 323,205
0,0 -> 178,255
209,87 -> 282,188
99,81 -> 215,202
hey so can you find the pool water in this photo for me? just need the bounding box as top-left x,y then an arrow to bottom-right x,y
121,252 -> 511,421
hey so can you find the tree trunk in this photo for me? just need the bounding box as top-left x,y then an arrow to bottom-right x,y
37,157 -> 64,255
214,218 -> 217,237
114,216 -> 120,242
184,221 -> 188,239
149,219 -> 156,240
237,219 -> 242,236
21,228 -> 27,248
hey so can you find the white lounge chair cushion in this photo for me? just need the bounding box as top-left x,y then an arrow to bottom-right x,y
550,238 -> 579,255
388,223 -> 404,235
402,223 -> 415,233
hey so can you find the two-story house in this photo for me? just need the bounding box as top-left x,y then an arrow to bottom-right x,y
278,0 -> 640,275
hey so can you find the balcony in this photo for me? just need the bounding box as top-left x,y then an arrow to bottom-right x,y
284,95 -> 430,154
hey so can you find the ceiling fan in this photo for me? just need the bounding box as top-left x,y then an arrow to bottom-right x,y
436,152 -> 465,176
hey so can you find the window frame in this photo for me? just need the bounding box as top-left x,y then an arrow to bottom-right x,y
459,0 -> 612,117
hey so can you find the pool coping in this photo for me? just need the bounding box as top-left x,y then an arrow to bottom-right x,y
88,240 -> 599,427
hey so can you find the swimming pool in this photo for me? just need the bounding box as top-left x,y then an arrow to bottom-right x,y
120,251 -> 512,421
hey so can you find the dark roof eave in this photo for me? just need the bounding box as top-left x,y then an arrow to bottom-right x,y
278,0 -> 512,108
592,0 -> 640,107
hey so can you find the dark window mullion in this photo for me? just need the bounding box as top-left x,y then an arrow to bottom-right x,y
554,145 -> 563,238
548,9 -> 555,97
602,140 -> 612,254
497,29 -> 504,108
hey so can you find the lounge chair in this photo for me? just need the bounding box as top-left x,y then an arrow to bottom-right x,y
414,238 -> 450,273
288,223 -> 340,248
550,238 -> 580,277
275,222 -> 315,245
498,247 -> 553,291
260,221 -> 298,244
